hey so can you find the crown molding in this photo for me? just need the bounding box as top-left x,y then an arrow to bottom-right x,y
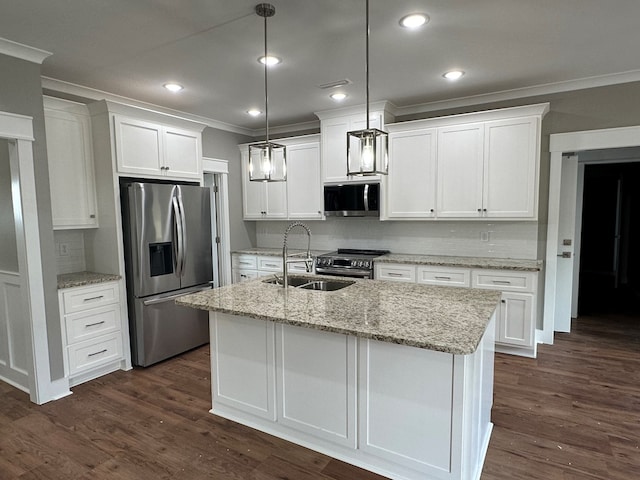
0,37 -> 51,64
394,69 -> 640,117
41,76 -> 254,136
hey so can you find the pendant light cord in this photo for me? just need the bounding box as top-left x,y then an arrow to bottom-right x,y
365,0 -> 370,131
263,11 -> 270,143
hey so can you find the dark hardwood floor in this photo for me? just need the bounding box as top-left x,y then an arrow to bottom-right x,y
1,313 -> 638,479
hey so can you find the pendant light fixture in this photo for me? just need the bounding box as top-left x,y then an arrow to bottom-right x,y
347,0 -> 388,176
249,3 -> 286,182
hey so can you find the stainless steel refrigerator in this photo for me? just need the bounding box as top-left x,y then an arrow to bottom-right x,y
121,181 -> 213,367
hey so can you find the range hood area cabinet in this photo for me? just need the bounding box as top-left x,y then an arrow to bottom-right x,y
240,135 -> 323,221
381,103 -> 550,221
315,102 -> 395,184
44,96 -> 99,229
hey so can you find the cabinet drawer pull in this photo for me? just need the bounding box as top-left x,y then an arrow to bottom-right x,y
83,295 -> 104,302
239,262 -> 252,266
387,272 -> 405,277
88,348 -> 108,357
264,263 -> 279,268
85,320 -> 106,328
435,276 -> 452,280
492,280 -> 512,285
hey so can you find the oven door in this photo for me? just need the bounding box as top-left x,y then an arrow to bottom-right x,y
315,266 -> 373,279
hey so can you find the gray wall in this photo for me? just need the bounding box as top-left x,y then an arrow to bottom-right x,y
0,139 -> 18,272
0,53 -> 64,380
201,126 -> 255,251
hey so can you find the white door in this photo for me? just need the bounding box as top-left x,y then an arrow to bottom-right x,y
555,155 -> 579,332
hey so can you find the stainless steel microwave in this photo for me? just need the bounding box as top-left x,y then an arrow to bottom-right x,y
323,183 -> 380,217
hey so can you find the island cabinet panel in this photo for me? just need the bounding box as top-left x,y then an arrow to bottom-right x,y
275,324 -> 357,447
358,338 -> 455,474
211,313 -> 276,420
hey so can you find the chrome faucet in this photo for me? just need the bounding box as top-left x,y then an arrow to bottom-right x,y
282,222 -> 313,288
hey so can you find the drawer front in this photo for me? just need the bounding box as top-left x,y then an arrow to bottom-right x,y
234,269 -> 259,283
472,270 -> 535,293
62,282 -> 119,314
375,264 -> 416,283
417,266 -> 470,287
67,332 -> 123,376
65,305 -> 120,344
233,254 -> 258,270
258,256 -> 284,272
288,262 -> 313,274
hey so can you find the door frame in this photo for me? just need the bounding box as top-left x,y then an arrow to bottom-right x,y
1,110 -> 71,403
544,125 -> 640,343
203,158 -> 232,286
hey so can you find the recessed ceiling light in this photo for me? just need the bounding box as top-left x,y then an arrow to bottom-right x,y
399,13 -> 429,29
258,55 -> 281,66
330,92 -> 347,101
443,70 -> 465,81
164,83 -> 183,92
247,109 -> 262,117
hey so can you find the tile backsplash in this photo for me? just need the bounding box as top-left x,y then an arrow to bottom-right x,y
53,230 -> 86,274
255,219 -> 540,260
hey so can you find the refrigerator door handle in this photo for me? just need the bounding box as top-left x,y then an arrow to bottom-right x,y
142,285 -> 212,306
172,194 -> 184,278
176,186 -> 188,275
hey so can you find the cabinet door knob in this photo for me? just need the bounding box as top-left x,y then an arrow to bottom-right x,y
430,209 -> 434,213
483,208 -> 487,212
501,299 -> 506,303
477,208 -> 482,212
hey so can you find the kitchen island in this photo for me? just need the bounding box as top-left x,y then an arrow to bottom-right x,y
177,275 -> 501,480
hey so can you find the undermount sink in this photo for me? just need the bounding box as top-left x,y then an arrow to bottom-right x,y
262,275 -> 310,287
262,275 -> 355,291
298,280 -> 355,291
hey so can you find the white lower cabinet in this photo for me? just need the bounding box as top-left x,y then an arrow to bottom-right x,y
358,338 -> 455,473
375,263 -> 416,283
59,281 -> 126,385
209,311 -> 496,480
276,324 -> 357,447
376,263 -> 538,356
232,253 -> 309,284
211,313 -> 276,420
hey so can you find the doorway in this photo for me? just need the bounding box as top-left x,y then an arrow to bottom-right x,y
577,161 -> 640,315
203,158 -> 232,287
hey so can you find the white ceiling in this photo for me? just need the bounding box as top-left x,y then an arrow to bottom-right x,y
3,0 -> 640,132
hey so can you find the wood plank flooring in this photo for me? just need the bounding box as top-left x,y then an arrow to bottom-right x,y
1,313 -> 638,479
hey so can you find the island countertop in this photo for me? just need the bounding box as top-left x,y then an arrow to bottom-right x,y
177,275 -> 501,355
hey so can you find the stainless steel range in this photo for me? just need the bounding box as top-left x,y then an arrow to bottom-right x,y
315,249 -> 389,279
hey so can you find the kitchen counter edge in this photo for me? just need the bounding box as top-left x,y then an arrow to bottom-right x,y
57,271 -> 122,290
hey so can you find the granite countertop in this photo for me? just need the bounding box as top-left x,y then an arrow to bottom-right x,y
232,248 -> 329,257
57,271 -> 121,289
375,253 -> 542,272
177,275 -> 501,355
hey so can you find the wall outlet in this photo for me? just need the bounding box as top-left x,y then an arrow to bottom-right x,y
480,232 -> 490,242
59,242 -> 70,256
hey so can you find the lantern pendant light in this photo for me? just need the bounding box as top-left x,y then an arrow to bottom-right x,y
249,3 -> 286,182
347,0 -> 388,176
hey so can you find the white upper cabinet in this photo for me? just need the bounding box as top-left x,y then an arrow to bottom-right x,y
44,97 -> 98,229
113,114 -> 202,180
384,103 -> 549,221
483,117 -> 538,218
240,148 -> 287,220
239,135 -> 322,221
384,127 -> 437,219
316,103 -> 394,184
436,122 -> 485,218
286,139 -> 323,219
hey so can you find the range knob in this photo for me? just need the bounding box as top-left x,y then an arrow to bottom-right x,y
363,260 -> 370,268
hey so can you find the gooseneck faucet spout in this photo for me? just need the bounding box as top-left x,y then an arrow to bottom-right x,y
282,222 -> 313,288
